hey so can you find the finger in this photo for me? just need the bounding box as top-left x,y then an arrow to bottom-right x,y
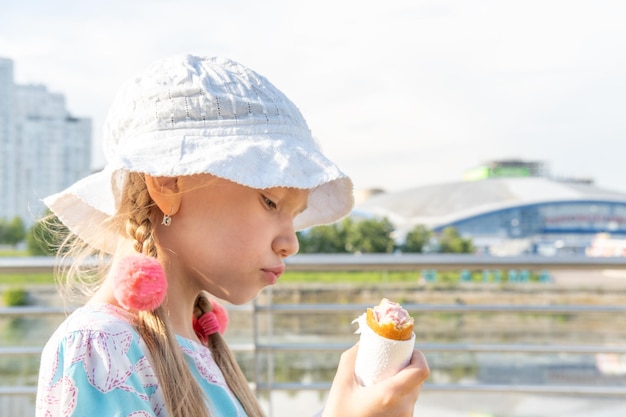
333,344 -> 359,385
408,349 -> 429,372
385,350 -> 430,394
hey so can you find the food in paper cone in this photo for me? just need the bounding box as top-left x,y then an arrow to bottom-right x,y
365,298 -> 414,341
353,298 -> 416,386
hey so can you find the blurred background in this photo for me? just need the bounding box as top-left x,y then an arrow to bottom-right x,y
2,1 -> 626,416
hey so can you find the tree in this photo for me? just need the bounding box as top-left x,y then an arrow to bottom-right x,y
297,217 -> 396,254
403,224 -> 431,253
297,222 -> 349,253
0,216 -> 26,246
346,218 -> 395,253
437,226 -> 474,254
5,217 -> 26,246
0,218 -> 8,243
26,211 -> 69,256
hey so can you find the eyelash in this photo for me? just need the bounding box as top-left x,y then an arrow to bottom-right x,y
263,195 -> 277,209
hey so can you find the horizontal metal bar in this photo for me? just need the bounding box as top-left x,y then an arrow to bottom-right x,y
5,383 -> 624,398
0,306 -> 69,316
229,343 -> 256,352
4,303 -> 623,319
4,254 -> 626,275
0,257 -> 60,274
255,382 -> 626,397
0,304 -> 252,317
0,346 -> 42,356
0,387 -> 36,396
4,342 -> 625,357
255,382 -> 326,391
419,343 -> 626,354
423,383 -> 626,396
254,303 -> 626,314
285,253 -> 626,271
254,342 -> 626,355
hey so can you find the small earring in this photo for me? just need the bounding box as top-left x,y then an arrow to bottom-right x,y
161,212 -> 172,226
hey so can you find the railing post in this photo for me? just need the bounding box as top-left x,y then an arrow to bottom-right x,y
266,286 -> 275,417
252,295 -> 259,398
252,287 -> 275,417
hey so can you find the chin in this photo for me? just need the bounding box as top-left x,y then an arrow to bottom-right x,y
225,289 -> 264,306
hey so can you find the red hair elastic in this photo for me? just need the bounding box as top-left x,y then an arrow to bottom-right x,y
193,298 -> 229,344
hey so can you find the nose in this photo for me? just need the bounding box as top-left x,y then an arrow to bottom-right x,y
272,220 -> 300,258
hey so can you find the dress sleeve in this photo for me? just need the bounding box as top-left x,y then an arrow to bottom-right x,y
36,326 -> 165,417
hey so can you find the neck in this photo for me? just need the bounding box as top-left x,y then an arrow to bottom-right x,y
161,266 -> 199,341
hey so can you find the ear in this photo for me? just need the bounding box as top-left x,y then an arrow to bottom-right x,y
145,175 -> 182,216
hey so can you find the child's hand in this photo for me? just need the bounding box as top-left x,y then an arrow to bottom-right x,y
322,344 -> 429,417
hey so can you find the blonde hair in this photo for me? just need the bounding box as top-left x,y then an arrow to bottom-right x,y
56,172 -> 265,417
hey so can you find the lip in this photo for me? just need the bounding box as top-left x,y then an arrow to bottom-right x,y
262,264 -> 285,285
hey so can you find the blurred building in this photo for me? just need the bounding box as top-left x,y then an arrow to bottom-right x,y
0,58 -> 16,223
0,57 -> 91,224
355,160 -> 626,256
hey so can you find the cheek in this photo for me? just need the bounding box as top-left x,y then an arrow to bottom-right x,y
185,212 -> 250,254
175,191 -> 265,255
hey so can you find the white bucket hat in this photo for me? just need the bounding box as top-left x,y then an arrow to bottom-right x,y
44,54 -> 353,254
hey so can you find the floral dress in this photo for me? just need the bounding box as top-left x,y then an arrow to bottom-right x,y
35,303 -> 248,417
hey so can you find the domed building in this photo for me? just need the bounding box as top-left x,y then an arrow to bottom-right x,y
355,161 -> 626,256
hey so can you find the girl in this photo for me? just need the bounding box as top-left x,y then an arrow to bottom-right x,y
35,54 -> 429,417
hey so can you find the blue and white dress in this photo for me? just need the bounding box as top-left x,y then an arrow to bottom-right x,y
35,303 -> 248,417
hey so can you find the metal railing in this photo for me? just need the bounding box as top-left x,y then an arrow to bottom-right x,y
257,254 -> 626,399
250,302 -> 626,397
2,254 -> 626,405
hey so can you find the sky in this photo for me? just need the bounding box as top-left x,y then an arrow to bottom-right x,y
1,0 -> 626,193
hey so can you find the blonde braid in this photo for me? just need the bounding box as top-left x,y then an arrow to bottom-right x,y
125,173 -> 158,257
124,172 -> 211,417
195,293 -> 266,417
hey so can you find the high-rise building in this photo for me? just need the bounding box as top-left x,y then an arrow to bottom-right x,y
0,58 -> 17,222
0,57 -> 91,224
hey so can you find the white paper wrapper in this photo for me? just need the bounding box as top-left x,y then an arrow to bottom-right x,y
353,313 -> 416,387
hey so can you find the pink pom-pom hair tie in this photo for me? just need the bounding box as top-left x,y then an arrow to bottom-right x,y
113,254 -> 168,311
193,293 -> 229,345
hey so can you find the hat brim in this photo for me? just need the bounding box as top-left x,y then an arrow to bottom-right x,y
45,137 -> 353,254
44,167 -> 119,254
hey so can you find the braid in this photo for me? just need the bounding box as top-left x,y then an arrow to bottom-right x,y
123,173 -> 264,416
123,172 -> 211,417
125,172 -> 158,257
195,293 -> 266,417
